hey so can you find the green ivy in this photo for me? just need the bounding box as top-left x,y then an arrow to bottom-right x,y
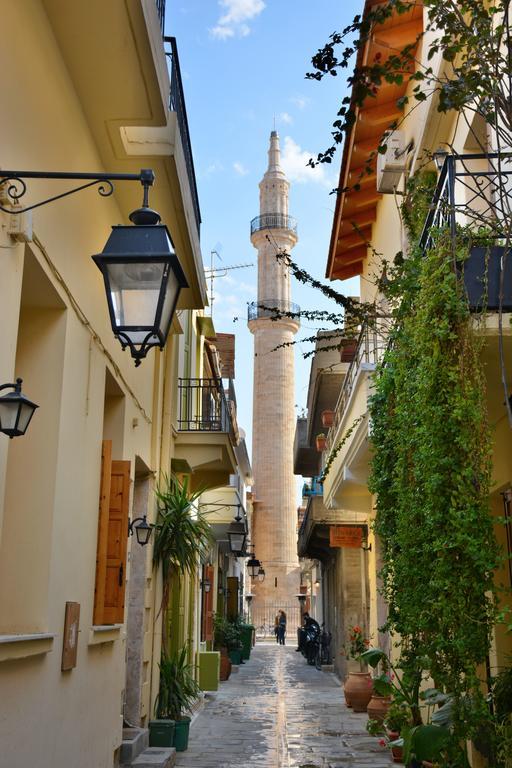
368,176 -> 500,762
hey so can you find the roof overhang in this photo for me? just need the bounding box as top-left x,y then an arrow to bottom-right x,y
326,0 -> 423,281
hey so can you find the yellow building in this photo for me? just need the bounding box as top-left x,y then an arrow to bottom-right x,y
305,0 -> 512,716
0,2 -> 246,766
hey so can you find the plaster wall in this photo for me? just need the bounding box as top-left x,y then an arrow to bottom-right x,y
0,3 -> 185,766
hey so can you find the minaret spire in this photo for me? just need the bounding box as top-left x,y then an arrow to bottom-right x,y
267,130 -> 285,177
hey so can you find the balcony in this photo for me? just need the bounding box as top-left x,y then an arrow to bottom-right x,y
247,298 -> 300,322
250,213 -> 297,236
174,378 -> 238,490
168,36 -> 201,236
420,152 -> 512,311
155,0 -> 166,35
297,491 -> 367,560
302,477 -> 324,498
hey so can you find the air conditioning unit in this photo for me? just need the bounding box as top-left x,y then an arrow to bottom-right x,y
376,131 -> 406,193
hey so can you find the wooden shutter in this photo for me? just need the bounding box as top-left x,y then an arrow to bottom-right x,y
227,576 -> 239,620
93,441 -> 130,625
201,565 -> 215,642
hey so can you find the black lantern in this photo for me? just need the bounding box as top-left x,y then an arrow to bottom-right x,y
201,577 -> 211,593
296,593 -> 307,604
247,555 -> 261,579
0,378 -> 38,438
245,594 -> 253,604
227,510 -> 247,554
128,515 -> 153,546
93,205 -> 188,366
257,566 -> 265,583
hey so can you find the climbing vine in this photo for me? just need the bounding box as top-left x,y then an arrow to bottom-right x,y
368,176 -> 500,762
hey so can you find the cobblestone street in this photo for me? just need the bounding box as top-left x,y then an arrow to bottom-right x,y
176,644 -> 392,768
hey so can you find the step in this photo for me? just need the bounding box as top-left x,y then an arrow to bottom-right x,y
120,728 -> 149,764
131,747 -> 176,768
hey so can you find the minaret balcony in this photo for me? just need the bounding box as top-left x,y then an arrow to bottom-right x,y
250,213 -> 297,236
247,299 -> 300,322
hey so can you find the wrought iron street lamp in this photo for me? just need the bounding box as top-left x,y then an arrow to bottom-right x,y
244,594 -> 253,604
200,577 -> 211,593
0,168 -> 188,366
128,515 -> 153,546
296,593 -> 307,605
227,509 -> 247,554
0,378 -> 38,438
247,555 -> 261,579
257,566 -> 265,583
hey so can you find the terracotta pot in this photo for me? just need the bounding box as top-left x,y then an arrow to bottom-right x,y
344,671 -> 372,713
387,730 -> 403,764
367,694 -> 391,724
219,648 -> 231,681
316,435 -> 327,452
321,409 -> 335,428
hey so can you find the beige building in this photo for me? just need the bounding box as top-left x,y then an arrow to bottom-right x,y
0,2 -> 220,766
248,132 -> 301,628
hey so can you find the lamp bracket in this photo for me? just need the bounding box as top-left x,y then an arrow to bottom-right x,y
0,378 -> 22,394
0,169 -> 155,216
127,516 -> 152,537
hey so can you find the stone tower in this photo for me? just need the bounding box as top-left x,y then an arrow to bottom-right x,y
248,131 -> 300,627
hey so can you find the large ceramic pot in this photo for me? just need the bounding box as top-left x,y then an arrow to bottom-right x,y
219,648 -> 232,681
321,409 -> 335,428
367,694 -> 391,724
344,671 -> 372,713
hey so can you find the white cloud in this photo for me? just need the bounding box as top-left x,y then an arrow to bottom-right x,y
278,111 -> 293,125
210,0 -> 265,40
280,136 -> 334,188
233,161 -> 249,176
290,95 -> 310,110
199,160 -> 224,179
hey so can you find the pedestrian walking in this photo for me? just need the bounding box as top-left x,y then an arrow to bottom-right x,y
274,612 -> 280,643
277,610 -> 287,645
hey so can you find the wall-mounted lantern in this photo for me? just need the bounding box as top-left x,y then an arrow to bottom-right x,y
0,378 -> 38,438
127,515 -> 153,546
200,577 -> 211,593
257,566 -> 265,583
0,168 -> 188,367
227,508 -> 247,554
296,593 -> 307,605
247,555 -> 261,579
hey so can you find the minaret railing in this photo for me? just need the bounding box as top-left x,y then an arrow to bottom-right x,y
250,213 -> 297,236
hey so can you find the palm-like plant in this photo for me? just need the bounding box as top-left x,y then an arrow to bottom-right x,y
155,647 -> 200,721
152,474 -> 212,645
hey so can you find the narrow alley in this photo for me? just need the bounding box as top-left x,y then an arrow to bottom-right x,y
176,644 -> 391,768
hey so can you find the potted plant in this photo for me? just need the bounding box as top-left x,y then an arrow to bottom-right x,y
383,700 -> 413,763
152,475 -> 212,656
226,618 -> 243,665
339,337 -> 358,362
213,614 -> 233,681
316,433 -> 327,452
321,409 -> 335,428
342,624 -> 372,712
151,647 -> 200,752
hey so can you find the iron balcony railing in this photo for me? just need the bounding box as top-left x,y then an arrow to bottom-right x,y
155,0 -> 166,35
247,298 -> 300,322
419,152 -> 512,254
325,318 -> 389,455
168,37 -> 201,235
178,378 -> 234,434
250,213 -> 297,236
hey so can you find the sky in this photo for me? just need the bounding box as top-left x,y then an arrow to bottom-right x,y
166,0 -> 362,479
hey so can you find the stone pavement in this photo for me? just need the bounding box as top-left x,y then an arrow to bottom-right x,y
176,643 -> 393,768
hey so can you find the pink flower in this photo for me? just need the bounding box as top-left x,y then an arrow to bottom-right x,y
378,739 -> 387,748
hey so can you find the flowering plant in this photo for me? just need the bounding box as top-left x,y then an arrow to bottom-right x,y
345,624 -> 370,660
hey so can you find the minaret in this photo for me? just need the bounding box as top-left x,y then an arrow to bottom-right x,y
248,131 -> 300,626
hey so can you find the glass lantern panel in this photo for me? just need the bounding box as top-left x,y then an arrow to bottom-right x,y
106,262 -> 165,328
158,268 -> 180,336
0,400 -> 19,431
16,402 -> 36,433
229,533 -> 246,552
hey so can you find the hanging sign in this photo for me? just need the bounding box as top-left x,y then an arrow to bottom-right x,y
329,526 -> 363,548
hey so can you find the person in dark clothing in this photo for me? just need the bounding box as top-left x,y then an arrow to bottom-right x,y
277,610 -> 287,645
297,612 -> 320,661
